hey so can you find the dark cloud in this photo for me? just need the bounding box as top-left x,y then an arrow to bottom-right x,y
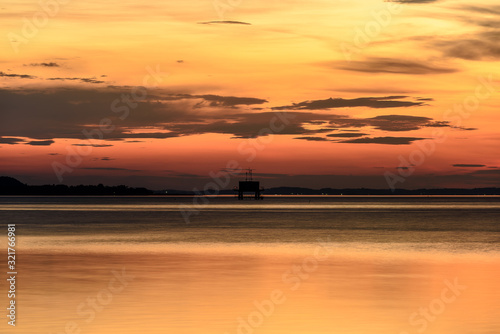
100,157 -> 115,161
324,114 -> 449,133
28,62 -> 60,67
48,153 -> 60,156
113,133 -> 180,139
327,133 -> 367,138
73,144 -> 114,147
162,111 -> 399,139
0,137 -> 25,144
47,77 -> 105,84
0,87 -> 452,142
293,136 -> 329,141
332,58 -> 458,75
80,167 -> 141,171
0,68 -> 105,83
368,115 -> 444,131
25,140 -> 54,146
80,78 -> 105,84
305,121 -> 328,125
273,96 -> 423,110
452,164 -> 486,168
175,94 -> 268,107
163,113 -> 304,139
341,137 -> 426,145
0,71 -> 37,79
198,20 -> 251,25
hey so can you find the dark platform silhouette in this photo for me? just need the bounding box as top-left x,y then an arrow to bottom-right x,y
234,169 -> 264,200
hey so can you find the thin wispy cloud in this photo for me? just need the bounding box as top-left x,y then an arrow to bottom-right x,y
80,167 -> 141,171
28,62 -> 60,67
340,137 -> 426,145
0,71 -> 37,79
73,144 -> 114,147
327,133 -> 367,138
47,77 -> 106,84
386,0 -> 439,3
452,164 -> 486,168
294,136 -> 329,141
198,20 -> 251,25
331,58 -> 458,75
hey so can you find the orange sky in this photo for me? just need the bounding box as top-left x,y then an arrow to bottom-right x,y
1,0 -> 499,189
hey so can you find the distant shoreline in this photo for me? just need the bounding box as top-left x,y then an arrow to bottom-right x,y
1,194 -> 500,198
1,176 -> 499,196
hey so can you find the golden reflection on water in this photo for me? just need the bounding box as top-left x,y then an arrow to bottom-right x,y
5,243 -> 500,334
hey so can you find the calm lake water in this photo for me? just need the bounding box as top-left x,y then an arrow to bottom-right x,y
1,196 -> 499,334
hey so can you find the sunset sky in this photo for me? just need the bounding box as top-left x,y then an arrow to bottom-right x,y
1,0 -> 499,190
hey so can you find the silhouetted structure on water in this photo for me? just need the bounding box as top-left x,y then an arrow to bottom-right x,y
234,169 -> 264,200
